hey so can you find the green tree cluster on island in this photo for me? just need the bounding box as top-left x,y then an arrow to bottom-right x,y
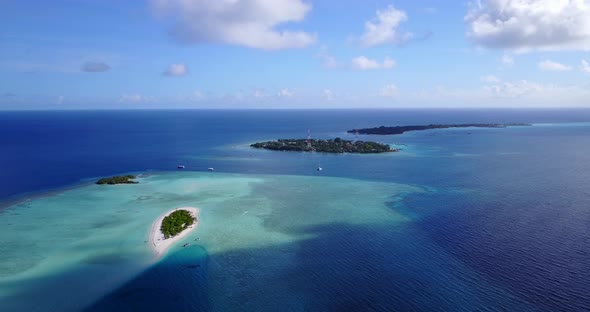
160,209 -> 196,239
96,175 -> 138,185
250,138 -> 396,153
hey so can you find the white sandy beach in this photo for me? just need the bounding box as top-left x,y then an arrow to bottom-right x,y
149,207 -> 199,257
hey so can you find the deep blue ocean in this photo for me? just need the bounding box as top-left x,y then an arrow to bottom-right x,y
1,109 -> 590,311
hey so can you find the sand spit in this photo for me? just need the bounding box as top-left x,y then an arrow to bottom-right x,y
149,207 -> 199,257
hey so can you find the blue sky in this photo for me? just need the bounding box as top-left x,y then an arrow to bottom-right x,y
1,0 -> 590,109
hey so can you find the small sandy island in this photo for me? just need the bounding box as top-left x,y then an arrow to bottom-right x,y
149,207 -> 199,257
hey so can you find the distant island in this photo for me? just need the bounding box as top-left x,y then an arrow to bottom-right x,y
251,138 -> 397,153
348,123 -> 531,135
96,175 -> 138,185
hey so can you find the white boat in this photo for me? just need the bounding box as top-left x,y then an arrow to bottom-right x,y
208,167 -> 215,171
177,165 -> 185,169
317,166 -> 323,171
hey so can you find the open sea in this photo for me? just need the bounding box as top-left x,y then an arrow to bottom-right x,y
0,109 -> 589,311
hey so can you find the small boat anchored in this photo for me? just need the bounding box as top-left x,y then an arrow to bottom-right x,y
207,167 -> 215,171
317,166 -> 323,171
177,165 -> 186,169
183,243 -> 190,247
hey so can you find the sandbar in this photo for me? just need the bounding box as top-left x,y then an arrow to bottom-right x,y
149,207 -> 199,257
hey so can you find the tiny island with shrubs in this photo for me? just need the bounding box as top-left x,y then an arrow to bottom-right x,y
251,138 -> 397,154
96,175 -> 138,185
160,209 -> 196,239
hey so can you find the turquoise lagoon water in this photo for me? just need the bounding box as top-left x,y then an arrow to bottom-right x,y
1,110 -> 590,311
0,172 -> 421,311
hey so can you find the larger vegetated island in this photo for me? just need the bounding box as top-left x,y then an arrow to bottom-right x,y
347,123 -> 530,135
251,138 -> 396,153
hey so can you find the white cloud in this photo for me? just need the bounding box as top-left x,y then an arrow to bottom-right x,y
81,62 -> 110,73
252,89 -> 269,99
425,7 -> 437,14
412,86 -> 480,102
501,54 -> 514,67
538,60 -> 572,71
360,5 -> 412,46
380,84 -> 399,98
481,74 -> 501,83
351,56 -> 396,70
481,80 -> 590,106
465,0 -> 590,52
229,91 -> 246,102
189,88 -> 298,104
119,93 -> 157,103
152,0 -> 316,50
382,58 -> 396,69
119,93 -> 142,103
485,80 -> 542,98
190,91 -> 205,101
581,59 -> 590,74
406,76 -> 590,107
323,89 -> 334,101
163,63 -> 188,76
317,45 -> 340,68
277,88 -> 294,97
480,76 -> 557,99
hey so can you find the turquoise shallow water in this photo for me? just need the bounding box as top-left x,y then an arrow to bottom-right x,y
0,172 -> 422,311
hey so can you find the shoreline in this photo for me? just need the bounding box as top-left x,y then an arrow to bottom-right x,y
149,207 -> 199,258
